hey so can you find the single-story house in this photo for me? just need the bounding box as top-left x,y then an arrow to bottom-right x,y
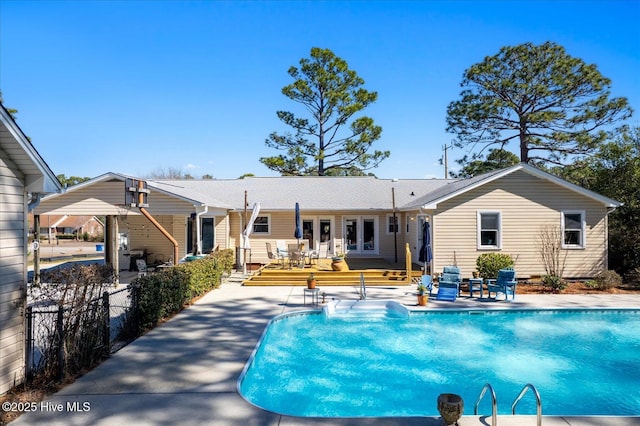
27,213 -> 104,240
0,104 -> 61,394
32,163 -> 620,280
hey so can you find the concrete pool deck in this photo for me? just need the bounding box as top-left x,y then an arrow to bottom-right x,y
11,272 -> 640,425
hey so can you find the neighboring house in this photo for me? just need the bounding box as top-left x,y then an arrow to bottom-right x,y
0,104 -> 61,395
32,163 -> 620,279
27,214 -> 104,240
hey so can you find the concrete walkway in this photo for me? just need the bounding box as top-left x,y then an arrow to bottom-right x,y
11,273 -> 640,425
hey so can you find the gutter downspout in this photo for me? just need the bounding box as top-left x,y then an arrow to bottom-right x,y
27,193 -> 42,212
137,181 -> 180,264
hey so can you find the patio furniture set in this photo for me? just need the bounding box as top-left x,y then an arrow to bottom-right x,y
420,266 -> 517,302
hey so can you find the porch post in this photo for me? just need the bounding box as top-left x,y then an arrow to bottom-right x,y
105,215 -> 119,284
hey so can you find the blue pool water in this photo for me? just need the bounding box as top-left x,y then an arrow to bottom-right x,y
238,308 -> 640,417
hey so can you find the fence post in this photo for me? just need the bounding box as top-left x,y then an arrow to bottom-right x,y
102,291 -> 110,355
25,306 -> 33,382
132,285 -> 140,336
56,305 -> 65,380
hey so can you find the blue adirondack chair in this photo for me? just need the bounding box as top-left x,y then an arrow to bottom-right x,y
436,266 -> 461,301
487,268 -> 517,301
419,275 -> 433,296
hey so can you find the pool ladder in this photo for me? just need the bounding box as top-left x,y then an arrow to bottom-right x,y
474,382 -> 542,426
359,273 -> 367,300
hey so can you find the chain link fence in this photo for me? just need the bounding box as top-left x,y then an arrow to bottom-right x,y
25,263 -> 138,384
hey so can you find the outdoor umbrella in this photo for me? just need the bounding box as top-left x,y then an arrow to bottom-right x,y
418,221 -> 432,273
241,202 -> 261,274
294,202 -> 302,248
241,202 -> 261,250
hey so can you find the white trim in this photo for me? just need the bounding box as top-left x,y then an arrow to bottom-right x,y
561,210 -> 586,249
386,214 -> 401,235
477,211 -> 502,250
252,214 -> 271,235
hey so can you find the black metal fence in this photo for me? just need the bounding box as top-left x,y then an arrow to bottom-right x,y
25,285 -> 138,382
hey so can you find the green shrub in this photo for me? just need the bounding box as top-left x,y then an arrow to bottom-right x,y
178,256 -> 222,299
541,274 -> 567,292
134,267 -> 190,332
133,249 -> 234,334
593,270 -> 622,290
584,280 -> 599,289
476,253 -> 514,279
210,249 -> 235,275
56,233 -> 76,240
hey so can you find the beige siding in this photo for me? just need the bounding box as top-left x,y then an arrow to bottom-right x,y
35,180 -> 197,216
233,211 -> 411,265
0,154 -> 26,394
432,171 -> 608,279
213,215 -> 229,250
125,214 -> 187,264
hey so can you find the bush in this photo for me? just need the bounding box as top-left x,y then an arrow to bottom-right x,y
56,234 -> 76,240
542,274 -> 566,292
592,270 -> 622,290
476,253 -> 514,279
133,249 -> 234,333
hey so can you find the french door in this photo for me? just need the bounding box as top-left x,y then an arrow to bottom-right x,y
344,216 -> 377,254
302,217 -> 334,252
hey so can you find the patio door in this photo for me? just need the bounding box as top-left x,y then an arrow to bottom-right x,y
302,217 -> 334,253
187,216 -> 215,255
344,216 -> 377,254
302,219 -> 314,250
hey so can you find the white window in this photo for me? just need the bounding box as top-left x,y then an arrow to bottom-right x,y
387,214 -> 400,234
477,211 -> 501,249
252,215 -> 270,234
562,211 -> 585,248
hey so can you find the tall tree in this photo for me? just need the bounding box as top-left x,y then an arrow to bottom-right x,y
57,174 -> 90,187
555,126 -> 640,275
451,148 -> 520,178
260,47 -> 388,176
0,92 -> 18,118
145,166 -> 189,179
446,41 -> 632,166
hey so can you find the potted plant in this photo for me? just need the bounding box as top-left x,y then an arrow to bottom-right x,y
331,253 -> 348,271
417,283 -> 428,306
307,272 -> 317,289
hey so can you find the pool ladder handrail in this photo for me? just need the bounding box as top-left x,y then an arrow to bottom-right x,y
473,382 -> 497,426
511,383 -> 542,426
359,272 -> 367,300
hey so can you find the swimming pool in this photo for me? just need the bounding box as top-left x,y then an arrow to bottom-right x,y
238,306 -> 640,417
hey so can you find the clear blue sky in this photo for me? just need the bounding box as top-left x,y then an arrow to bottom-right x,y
1,0 -> 638,180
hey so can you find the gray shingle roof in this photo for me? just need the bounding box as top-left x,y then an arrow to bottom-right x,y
152,176 -> 451,211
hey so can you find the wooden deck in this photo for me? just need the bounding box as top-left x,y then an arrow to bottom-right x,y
243,258 -> 423,286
